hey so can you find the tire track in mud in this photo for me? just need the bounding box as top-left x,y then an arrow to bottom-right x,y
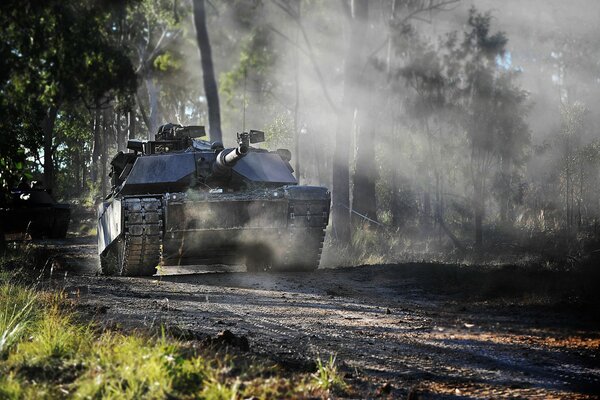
45,239 -> 600,398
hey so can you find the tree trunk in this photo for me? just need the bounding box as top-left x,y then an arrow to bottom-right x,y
474,182 -> 484,248
145,77 -> 160,139
128,109 -> 136,140
0,223 -> 5,254
117,113 -> 127,152
81,146 -> 87,192
91,107 -> 101,184
293,1 -> 301,182
423,191 -> 431,229
333,109 -> 353,243
42,104 -> 59,193
101,108 -> 109,198
351,1 -> 378,223
193,0 -> 222,143
74,141 -> 81,195
499,155 -> 511,224
332,0 -> 368,243
352,107 -> 378,221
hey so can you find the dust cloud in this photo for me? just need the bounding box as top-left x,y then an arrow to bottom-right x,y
160,1 -> 600,265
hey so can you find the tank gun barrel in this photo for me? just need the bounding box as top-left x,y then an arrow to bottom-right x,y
211,130 -> 264,177
212,146 -> 248,176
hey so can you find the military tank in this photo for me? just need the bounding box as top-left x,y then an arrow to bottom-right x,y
0,187 -> 71,240
97,123 -> 330,276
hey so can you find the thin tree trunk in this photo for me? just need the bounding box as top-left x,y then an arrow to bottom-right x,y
91,107 -> 101,183
128,109 -> 136,140
333,109 -> 352,243
423,191 -> 431,229
500,155 -> 511,224
474,182 -> 484,248
332,0 -> 368,243
391,168 -> 402,228
193,0 -> 222,142
101,108 -> 109,199
74,141 -> 81,196
351,1 -> 378,223
81,149 -> 87,192
389,119 -> 403,229
352,104 -> 378,221
42,104 -> 59,194
293,1 -> 301,182
145,77 -> 160,139
117,113 -> 127,152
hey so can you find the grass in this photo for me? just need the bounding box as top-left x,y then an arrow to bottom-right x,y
312,355 -> 348,394
0,285 -> 37,357
0,277 -> 349,399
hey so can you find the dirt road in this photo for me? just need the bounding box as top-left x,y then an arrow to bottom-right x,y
43,237 -> 600,398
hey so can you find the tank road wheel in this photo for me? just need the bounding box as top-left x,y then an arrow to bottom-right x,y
100,238 -> 124,276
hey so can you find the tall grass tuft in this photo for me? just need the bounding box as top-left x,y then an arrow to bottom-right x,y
13,305 -> 93,362
0,284 -> 38,357
75,333 -> 182,399
312,354 -> 347,394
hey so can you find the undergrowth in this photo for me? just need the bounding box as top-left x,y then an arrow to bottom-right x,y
0,278 -> 348,399
322,220 -> 600,269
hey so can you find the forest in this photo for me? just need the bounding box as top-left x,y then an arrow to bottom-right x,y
0,1 -> 599,398
2,0 -> 600,265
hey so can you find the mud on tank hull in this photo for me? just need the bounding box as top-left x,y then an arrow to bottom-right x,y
98,186 -> 330,276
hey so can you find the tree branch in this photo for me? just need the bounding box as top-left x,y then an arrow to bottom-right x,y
272,0 -> 340,114
399,0 -> 460,25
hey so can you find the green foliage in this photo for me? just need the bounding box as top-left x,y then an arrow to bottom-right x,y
124,0 -> 203,131
220,26 -> 276,107
220,24 -> 279,135
264,113 -> 294,149
53,105 -> 95,199
154,51 -> 183,73
0,0 -> 137,191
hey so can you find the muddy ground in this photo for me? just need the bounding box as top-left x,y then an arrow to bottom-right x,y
27,237 -> 600,398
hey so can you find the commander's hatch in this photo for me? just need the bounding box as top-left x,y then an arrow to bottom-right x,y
127,125 -> 207,155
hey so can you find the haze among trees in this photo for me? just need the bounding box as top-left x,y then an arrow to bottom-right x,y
1,0 -> 599,262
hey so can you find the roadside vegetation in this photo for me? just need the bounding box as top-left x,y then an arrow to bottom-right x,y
0,266 -> 349,399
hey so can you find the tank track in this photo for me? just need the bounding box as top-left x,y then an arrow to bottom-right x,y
248,200 -> 327,272
276,226 -> 326,271
100,197 -> 163,276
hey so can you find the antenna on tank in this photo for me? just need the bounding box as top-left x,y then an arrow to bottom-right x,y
242,68 -> 247,132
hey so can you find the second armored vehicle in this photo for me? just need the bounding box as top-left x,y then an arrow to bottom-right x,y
98,124 -> 330,276
1,187 -> 71,240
